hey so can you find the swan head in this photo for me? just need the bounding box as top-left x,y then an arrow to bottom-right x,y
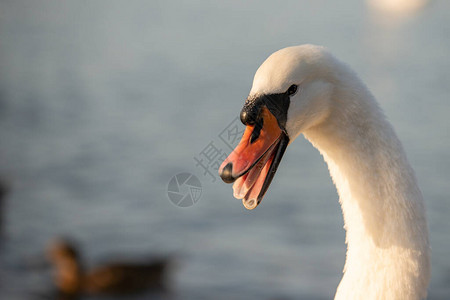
219,45 -> 336,209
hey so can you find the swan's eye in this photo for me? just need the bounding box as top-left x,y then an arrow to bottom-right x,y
287,84 -> 298,96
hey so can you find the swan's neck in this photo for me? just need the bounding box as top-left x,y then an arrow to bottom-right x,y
303,85 -> 430,299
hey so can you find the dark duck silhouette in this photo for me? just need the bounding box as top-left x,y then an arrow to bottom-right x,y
0,180 -> 8,234
47,238 -> 172,298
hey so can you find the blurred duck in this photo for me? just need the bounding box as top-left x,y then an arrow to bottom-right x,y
0,180 -> 8,233
0,180 -> 7,198
47,238 -> 171,298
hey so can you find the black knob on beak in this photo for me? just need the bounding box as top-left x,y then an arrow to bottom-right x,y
219,162 -> 235,183
240,103 -> 262,126
240,109 -> 254,125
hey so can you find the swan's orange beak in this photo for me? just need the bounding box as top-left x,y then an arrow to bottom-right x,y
219,107 -> 289,209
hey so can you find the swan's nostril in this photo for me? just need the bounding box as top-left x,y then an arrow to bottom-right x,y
220,162 -> 236,183
250,117 -> 263,144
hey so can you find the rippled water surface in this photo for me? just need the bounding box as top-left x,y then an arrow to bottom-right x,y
0,1 -> 449,299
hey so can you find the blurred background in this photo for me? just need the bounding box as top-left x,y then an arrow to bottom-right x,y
0,0 -> 449,299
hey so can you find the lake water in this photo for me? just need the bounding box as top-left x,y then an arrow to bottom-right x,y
0,1 -> 449,299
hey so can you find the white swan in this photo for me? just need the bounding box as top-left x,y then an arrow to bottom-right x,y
218,45 -> 430,299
